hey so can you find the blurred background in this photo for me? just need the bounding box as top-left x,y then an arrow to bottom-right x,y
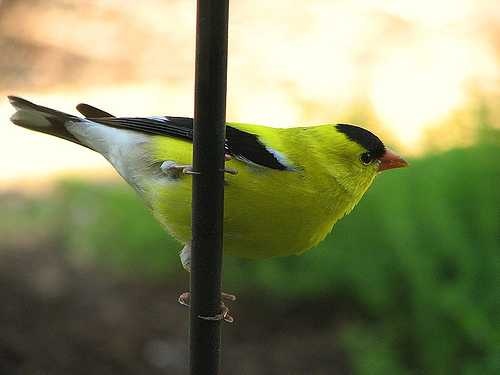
0,0 -> 499,374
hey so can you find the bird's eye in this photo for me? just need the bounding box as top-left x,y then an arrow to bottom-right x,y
360,152 -> 372,165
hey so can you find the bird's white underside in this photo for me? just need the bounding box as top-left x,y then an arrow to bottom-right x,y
66,119 -> 152,192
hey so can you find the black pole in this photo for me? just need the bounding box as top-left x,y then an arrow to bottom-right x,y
190,0 -> 229,374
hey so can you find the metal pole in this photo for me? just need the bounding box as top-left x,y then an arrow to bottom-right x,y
190,0 -> 229,374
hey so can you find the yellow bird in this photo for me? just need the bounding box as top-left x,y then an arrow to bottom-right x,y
8,96 -> 407,321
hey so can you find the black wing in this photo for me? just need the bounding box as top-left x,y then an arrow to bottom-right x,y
76,103 -> 115,118
225,126 -> 290,170
91,115 -> 291,170
94,116 -> 194,140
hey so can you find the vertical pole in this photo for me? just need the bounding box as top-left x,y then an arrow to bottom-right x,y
190,0 -> 229,374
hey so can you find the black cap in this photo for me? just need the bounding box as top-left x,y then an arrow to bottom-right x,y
335,124 -> 386,159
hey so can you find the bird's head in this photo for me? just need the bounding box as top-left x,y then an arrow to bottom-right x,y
325,123 -> 407,199
335,123 -> 407,171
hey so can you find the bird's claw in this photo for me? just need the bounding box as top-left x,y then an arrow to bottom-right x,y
161,156 -> 237,177
198,304 -> 233,323
178,291 -> 236,323
178,291 -> 191,307
182,166 -> 201,175
221,292 -> 237,302
221,167 -> 238,175
160,161 -> 192,177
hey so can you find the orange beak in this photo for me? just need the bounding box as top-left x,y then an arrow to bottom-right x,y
377,149 -> 408,172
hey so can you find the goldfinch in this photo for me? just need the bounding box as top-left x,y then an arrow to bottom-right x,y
8,96 -> 407,321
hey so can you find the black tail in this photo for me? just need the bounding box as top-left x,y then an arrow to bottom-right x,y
8,96 -> 86,147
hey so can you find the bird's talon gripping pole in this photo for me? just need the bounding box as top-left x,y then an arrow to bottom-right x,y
198,304 -> 234,323
178,292 -> 191,307
221,167 -> 238,175
160,161 -> 198,176
179,291 -> 236,323
185,166 -> 235,175
183,167 -> 202,175
160,161 -> 235,177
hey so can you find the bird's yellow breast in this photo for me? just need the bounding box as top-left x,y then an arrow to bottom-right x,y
144,124 -> 370,259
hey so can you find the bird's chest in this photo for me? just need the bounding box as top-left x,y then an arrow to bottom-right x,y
226,169 -> 351,258
149,161 -> 349,259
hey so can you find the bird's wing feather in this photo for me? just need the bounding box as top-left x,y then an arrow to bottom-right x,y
9,95 -> 291,170
76,103 -> 115,118
93,116 -> 291,170
225,126 -> 291,170
93,116 -> 194,140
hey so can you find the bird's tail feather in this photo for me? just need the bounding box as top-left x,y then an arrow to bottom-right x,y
8,96 -> 86,147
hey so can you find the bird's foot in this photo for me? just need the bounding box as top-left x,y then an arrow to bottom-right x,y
160,156 -> 238,178
178,291 -> 237,323
160,161 -> 198,177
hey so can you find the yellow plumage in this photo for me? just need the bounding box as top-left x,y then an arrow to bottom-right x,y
147,124 -> 378,258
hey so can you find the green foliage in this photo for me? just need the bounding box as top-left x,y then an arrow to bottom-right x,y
1,137 -> 499,374
56,181 -> 183,277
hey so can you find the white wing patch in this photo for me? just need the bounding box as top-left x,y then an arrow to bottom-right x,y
150,116 -> 169,122
264,145 -> 296,171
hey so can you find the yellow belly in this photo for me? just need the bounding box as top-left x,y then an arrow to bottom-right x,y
145,136 -> 352,259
